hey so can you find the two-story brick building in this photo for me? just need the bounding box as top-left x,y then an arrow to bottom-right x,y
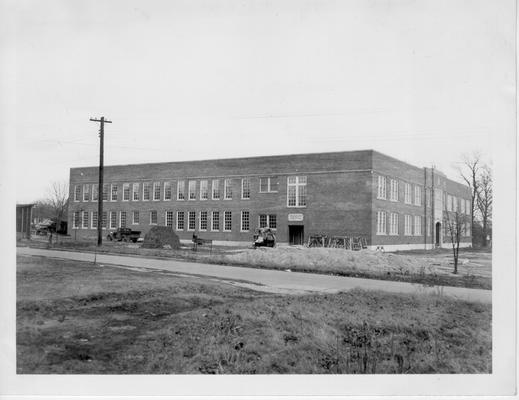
67,150 -> 472,250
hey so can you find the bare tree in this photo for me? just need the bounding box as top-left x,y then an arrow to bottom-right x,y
458,152 -> 482,234
44,181 -> 69,242
444,208 -> 470,274
476,165 -> 492,247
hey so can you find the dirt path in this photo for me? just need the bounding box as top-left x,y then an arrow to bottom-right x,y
17,247 -> 492,303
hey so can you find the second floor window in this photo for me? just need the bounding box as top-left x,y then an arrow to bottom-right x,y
132,183 -> 139,201
212,179 -> 220,200
287,176 -> 307,207
123,183 -> 130,201
200,180 -> 208,200
74,185 -> 81,202
241,178 -> 251,199
188,180 -> 196,200
153,182 -> 161,201
102,184 -> 109,201
111,184 -> 118,201
414,186 -> 421,206
404,183 -> 412,204
389,179 -> 398,202
143,182 -> 151,201
177,180 -> 185,200
224,179 -> 232,199
259,177 -> 278,193
83,184 -> 90,201
164,182 -> 172,200
377,176 -> 387,200
92,184 -> 98,201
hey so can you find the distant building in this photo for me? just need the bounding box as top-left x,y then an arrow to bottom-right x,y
16,204 -> 34,240
67,150 -> 472,251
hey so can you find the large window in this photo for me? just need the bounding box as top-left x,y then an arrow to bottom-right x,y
72,211 -> 80,228
200,180 -> 208,200
132,183 -> 140,201
82,211 -> 89,229
102,184 -> 109,201
212,180 -> 220,200
414,186 -> 422,206
212,211 -> 220,231
259,214 -> 277,229
404,183 -> 412,204
165,211 -> 174,227
132,211 -> 139,225
153,182 -> 161,201
389,179 -> 398,202
188,180 -> 196,200
377,176 -> 387,200
414,216 -> 422,236
110,211 -> 117,229
404,215 -> 412,236
123,183 -> 130,201
120,211 -> 127,228
92,184 -> 98,201
102,211 -> 107,229
111,184 -> 118,202
91,211 -> 98,229
143,182 -> 151,201
150,210 -> 158,225
241,211 -> 250,231
224,211 -> 232,231
74,185 -> 81,202
224,179 -> 232,199
389,213 -> 398,235
83,184 -> 90,202
177,180 -> 185,200
188,211 -> 196,230
241,178 -> 251,199
164,182 -> 172,200
287,176 -> 307,207
176,211 -> 184,230
259,177 -> 278,193
376,211 -> 386,235
200,211 -> 208,231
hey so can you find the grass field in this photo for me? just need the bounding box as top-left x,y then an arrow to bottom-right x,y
17,255 -> 491,374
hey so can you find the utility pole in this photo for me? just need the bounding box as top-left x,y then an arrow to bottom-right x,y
90,116 -> 112,246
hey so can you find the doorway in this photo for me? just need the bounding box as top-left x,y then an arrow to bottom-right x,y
288,225 -> 304,245
435,222 -> 441,247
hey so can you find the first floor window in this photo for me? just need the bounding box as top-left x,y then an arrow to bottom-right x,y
188,211 -> 196,230
414,216 -> 422,236
82,211 -> 89,229
241,211 -> 250,231
120,211 -> 127,228
150,210 -> 158,225
132,211 -> 139,225
165,211 -> 174,227
404,215 -> 412,236
176,211 -> 185,230
74,185 -> 81,202
73,211 -> 80,228
91,211 -> 98,229
376,211 -> 386,235
200,211 -> 208,231
212,211 -> 220,231
259,214 -> 277,229
110,211 -> 117,229
123,183 -> 130,201
389,213 -> 398,235
224,211 -> 232,231
102,211 -> 107,229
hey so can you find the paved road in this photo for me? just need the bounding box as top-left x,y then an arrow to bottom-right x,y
17,247 -> 491,303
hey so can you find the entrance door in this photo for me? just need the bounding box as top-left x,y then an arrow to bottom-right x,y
289,225 -> 304,245
435,222 -> 441,247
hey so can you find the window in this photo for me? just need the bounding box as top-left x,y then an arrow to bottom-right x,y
287,176 -> 307,207
102,184 -> 109,201
212,211 -> 220,231
153,182 -> 161,201
414,186 -> 421,206
92,184 -> 98,201
389,213 -> 398,235
241,178 -> 251,199
74,185 -> 81,202
132,183 -> 140,201
150,210 -> 158,225
260,177 -> 278,193
241,211 -> 250,231
165,211 -> 174,227
176,211 -> 185,230
123,183 -> 130,201
377,176 -> 387,200
212,180 -> 220,200
188,180 -> 196,200
111,184 -> 118,201
143,182 -> 151,201
414,216 -> 422,236
110,211 -> 117,229
376,211 -> 386,235
224,211 -> 232,231
177,180 -> 185,200
83,184 -> 90,201
72,211 -> 80,228
200,211 -> 208,231
389,179 -> 398,202
446,195 -> 452,211
200,180 -> 208,200
102,211 -> 107,229
120,211 -> 127,228
91,211 -> 98,229
164,182 -> 172,200
188,211 -> 196,230
259,214 -> 277,229
404,183 -> 412,204
82,211 -> 89,229
224,179 -> 233,199
132,211 -> 139,225
404,215 -> 412,236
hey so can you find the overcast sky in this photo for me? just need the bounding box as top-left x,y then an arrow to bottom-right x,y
2,0 -> 515,203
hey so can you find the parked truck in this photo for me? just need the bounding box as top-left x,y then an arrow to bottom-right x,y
106,227 -> 141,243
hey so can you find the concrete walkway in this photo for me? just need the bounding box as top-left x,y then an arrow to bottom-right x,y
17,247 -> 492,303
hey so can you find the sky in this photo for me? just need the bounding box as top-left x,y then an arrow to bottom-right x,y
1,0 -> 515,203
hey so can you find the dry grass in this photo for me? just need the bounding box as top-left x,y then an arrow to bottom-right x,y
17,255 -> 491,374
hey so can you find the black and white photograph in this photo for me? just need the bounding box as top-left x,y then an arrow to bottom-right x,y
0,0 -> 516,398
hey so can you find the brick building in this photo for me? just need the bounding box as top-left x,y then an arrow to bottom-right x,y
67,150 -> 472,250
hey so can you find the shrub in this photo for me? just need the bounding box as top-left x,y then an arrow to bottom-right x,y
142,226 -> 180,249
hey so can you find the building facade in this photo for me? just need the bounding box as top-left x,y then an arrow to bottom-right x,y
67,150 -> 472,251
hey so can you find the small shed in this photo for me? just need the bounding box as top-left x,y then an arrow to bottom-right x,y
16,204 -> 34,240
